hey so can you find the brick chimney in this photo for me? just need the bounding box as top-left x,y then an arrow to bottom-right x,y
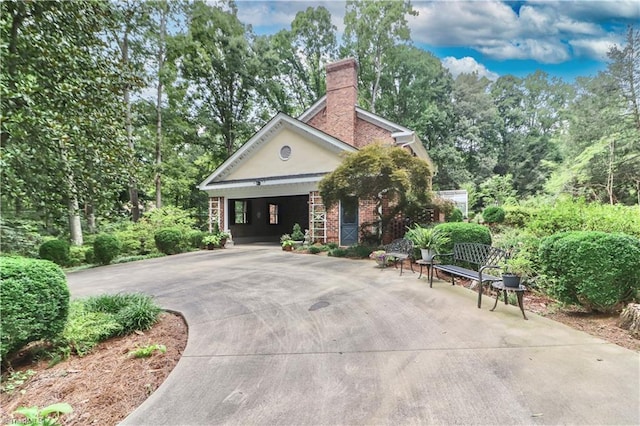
325,58 -> 358,146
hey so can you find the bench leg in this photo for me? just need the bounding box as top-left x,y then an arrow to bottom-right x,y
490,290 -> 500,312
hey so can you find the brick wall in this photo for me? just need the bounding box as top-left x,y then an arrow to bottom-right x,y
354,118 -> 395,148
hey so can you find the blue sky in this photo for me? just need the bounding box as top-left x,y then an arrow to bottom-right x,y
234,0 -> 640,81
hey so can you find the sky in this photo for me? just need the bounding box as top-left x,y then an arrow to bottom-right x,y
233,0 -> 640,81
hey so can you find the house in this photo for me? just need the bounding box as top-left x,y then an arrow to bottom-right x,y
198,58 -> 433,245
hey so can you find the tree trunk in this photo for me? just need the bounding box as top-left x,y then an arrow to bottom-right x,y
155,4 -> 167,209
121,26 -> 140,221
607,138 -> 615,205
86,203 -> 96,234
68,192 -> 83,246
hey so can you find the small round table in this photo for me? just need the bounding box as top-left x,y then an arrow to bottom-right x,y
490,281 -> 528,320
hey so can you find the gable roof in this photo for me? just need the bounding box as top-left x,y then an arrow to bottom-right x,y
198,112 -> 357,191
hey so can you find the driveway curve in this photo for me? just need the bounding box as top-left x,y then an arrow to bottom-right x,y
67,245 -> 639,425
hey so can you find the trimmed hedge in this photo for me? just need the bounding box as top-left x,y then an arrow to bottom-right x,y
39,239 -> 70,266
94,234 -> 121,265
0,257 -> 70,362
154,227 -> 184,255
433,222 -> 492,253
482,206 -> 505,224
538,231 -> 640,313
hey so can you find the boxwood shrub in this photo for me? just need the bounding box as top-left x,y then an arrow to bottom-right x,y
93,234 -> 121,265
538,231 -> 640,313
482,206 -> 505,224
39,239 -> 70,266
154,227 -> 184,255
0,257 -> 70,362
433,222 -> 492,253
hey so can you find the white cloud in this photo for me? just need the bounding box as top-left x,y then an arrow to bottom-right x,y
441,56 -> 499,81
570,37 -> 621,61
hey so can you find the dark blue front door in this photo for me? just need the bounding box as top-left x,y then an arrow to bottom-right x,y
340,197 -> 358,246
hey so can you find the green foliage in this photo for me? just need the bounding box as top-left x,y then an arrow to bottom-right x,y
93,234 -> 121,265
291,223 -> 305,241
526,199 -> 640,238
328,248 -> 348,257
404,224 -> 450,251
38,239 -> 70,266
84,247 -> 95,264
67,245 -> 90,267
433,223 -> 492,253
61,301 -> 122,356
0,257 -> 69,363
503,206 -> 532,228
446,208 -> 464,222
344,245 -> 375,259
8,402 -> 73,426
84,293 -> 162,335
538,232 -> 640,313
308,245 -> 323,254
482,206 -> 506,224
154,227 -> 185,255
128,343 -> 166,358
326,242 -> 339,250
0,219 -> 45,258
187,230 -> 206,249
1,369 -> 36,395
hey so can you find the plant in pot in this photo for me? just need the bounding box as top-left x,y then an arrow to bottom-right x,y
280,233 -> 294,251
202,234 -> 220,250
405,224 -> 450,261
291,223 -> 305,242
369,250 -> 387,267
217,231 -> 230,248
502,254 -> 531,288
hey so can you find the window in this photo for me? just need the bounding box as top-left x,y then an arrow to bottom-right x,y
269,204 -> 279,225
232,200 -> 250,224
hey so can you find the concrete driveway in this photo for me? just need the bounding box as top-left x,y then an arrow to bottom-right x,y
67,245 -> 639,425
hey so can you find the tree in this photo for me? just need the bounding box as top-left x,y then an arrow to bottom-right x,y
607,25 -> 640,132
342,0 -> 417,112
1,0 -> 130,244
177,1 -> 258,157
319,143 -> 431,242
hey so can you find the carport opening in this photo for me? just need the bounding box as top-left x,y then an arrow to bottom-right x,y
229,195 -> 309,243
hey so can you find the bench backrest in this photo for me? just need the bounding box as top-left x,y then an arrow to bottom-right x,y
452,243 -> 507,268
384,238 -> 414,255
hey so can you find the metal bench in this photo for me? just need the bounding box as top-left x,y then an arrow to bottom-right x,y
428,243 -> 507,308
383,238 -> 415,276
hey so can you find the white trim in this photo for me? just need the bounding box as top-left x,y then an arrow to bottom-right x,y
355,107 -> 412,133
298,95 -> 327,122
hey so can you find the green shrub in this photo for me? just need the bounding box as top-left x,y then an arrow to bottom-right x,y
84,293 -> 162,335
328,248 -> 348,257
0,218 -> 45,257
93,234 -> 121,265
446,208 -> 464,222
39,239 -> 70,266
62,301 -> 122,356
154,227 -> 185,255
291,223 -> 305,241
525,199 -> 640,238
538,231 -> 640,313
503,206 -> 532,228
482,206 -> 505,224
345,245 -> 374,259
326,242 -> 339,250
84,247 -> 95,264
433,222 -> 492,253
187,230 -> 206,249
0,257 -> 69,362
308,246 -> 322,254
67,245 -> 92,267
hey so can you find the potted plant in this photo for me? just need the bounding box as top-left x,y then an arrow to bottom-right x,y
291,223 -> 305,243
369,250 -> 388,267
217,231 -> 230,248
202,234 -> 220,250
502,254 -> 531,288
281,239 -> 295,251
405,224 -> 450,260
